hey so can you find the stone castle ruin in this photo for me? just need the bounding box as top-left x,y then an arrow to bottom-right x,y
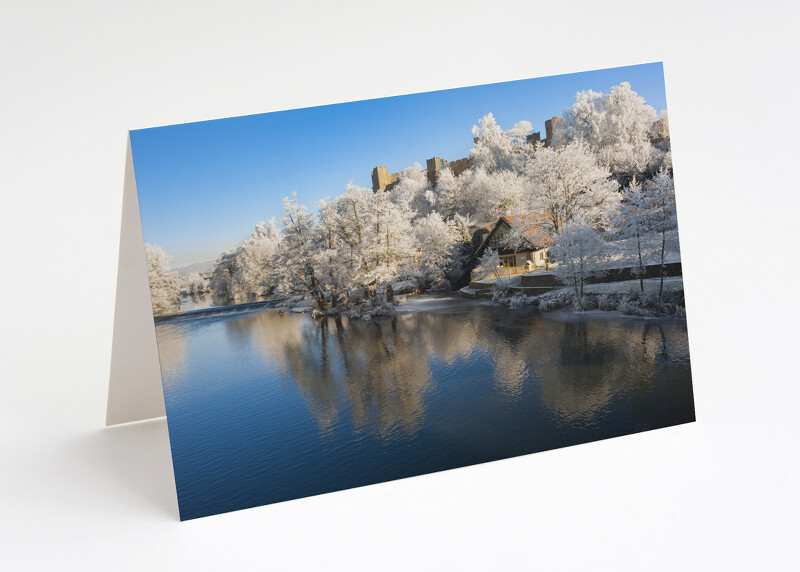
370,156 -> 476,192
371,117 -> 563,192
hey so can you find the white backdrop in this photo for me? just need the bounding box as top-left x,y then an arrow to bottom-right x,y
2,1 -> 798,570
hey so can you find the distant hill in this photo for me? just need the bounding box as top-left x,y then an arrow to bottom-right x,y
175,260 -> 215,277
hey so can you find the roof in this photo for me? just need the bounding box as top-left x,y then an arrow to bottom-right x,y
474,213 -> 553,257
498,214 -> 553,249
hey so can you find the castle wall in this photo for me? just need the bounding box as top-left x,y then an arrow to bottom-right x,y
544,117 -> 562,147
371,166 -> 400,191
373,120 -> 554,191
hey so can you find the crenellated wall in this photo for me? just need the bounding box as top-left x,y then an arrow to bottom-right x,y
372,155 -> 474,191
371,166 -> 400,192
372,119 -> 563,191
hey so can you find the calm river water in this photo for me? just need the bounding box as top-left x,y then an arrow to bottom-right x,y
155,295 -> 695,520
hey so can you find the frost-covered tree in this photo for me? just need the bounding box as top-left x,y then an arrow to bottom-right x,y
452,213 -> 472,242
552,82 -> 661,175
234,220 -> 281,297
432,166 -> 460,220
446,213 -> 476,287
315,184 -> 416,311
522,141 -> 619,234
650,110 -> 670,141
388,164 -> 434,219
475,247 -> 502,279
614,180 -> 657,293
273,194 -> 328,310
375,190 -> 418,280
470,113 -> 532,173
144,243 -> 181,311
644,168 -> 679,300
182,272 -> 208,296
209,250 -> 237,298
319,184 -> 381,303
210,220 -> 281,301
451,166 -> 527,223
413,212 -> 458,290
313,197 -> 349,309
549,218 -> 607,308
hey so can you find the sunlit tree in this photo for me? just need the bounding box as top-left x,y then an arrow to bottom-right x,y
522,141 -> 619,234
645,168 -> 679,300
549,218 -> 607,308
144,243 -> 181,311
552,82 -> 662,175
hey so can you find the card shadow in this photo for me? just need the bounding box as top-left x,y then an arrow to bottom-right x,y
71,418 -> 179,520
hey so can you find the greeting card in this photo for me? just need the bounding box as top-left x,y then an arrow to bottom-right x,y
109,62 -> 694,520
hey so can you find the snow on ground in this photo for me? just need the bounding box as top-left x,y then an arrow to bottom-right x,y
561,275 -> 684,296
471,274 -> 524,286
534,276 -> 686,318
605,232 -> 682,267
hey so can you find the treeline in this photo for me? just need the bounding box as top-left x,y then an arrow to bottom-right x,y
146,82 -> 679,316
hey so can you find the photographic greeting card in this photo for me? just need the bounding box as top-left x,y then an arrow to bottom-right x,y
109,62 -> 695,520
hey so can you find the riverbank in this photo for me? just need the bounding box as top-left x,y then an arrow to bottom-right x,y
507,276 -> 686,317
156,276 -> 686,325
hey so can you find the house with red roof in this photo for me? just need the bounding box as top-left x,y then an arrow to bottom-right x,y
473,214 -> 553,278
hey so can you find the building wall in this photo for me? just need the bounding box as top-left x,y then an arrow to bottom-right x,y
545,117 -> 562,147
531,248 -> 549,267
371,166 -> 400,191
501,249 -> 549,269
447,157 -> 473,177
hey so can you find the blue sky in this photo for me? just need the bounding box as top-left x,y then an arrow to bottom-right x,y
131,62 -> 667,268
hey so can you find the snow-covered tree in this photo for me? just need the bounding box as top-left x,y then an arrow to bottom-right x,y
182,272 -> 208,296
552,82 -> 661,175
314,184 -> 417,312
522,141 -> 620,234
413,212 -> 458,290
235,220 -> 281,297
452,213 -> 472,242
446,213 -> 477,287
209,220 -> 281,301
614,180 -> 657,293
549,218 -> 607,307
451,166 -> 527,223
209,250 -> 237,298
650,110 -> 670,141
432,166 -> 460,219
144,243 -> 181,311
475,247 -> 502,280
273,194 -> 328,310
375,190 -> 418,281
313,197 -> 349,309
388,164 -> 434,219
644,168 -> 679,300
470,113 -> 532,173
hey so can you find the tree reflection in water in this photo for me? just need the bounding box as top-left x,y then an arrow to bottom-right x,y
213,305 -> 691,438
154,300 -> 694,519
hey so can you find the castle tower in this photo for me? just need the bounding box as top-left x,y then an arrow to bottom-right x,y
425,157 -> 448,186
544,117 -> 562,147
372,166 -> 388,191
371,166 -> 399,191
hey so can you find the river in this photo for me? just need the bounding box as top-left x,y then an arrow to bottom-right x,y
155,295 -> 695,520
